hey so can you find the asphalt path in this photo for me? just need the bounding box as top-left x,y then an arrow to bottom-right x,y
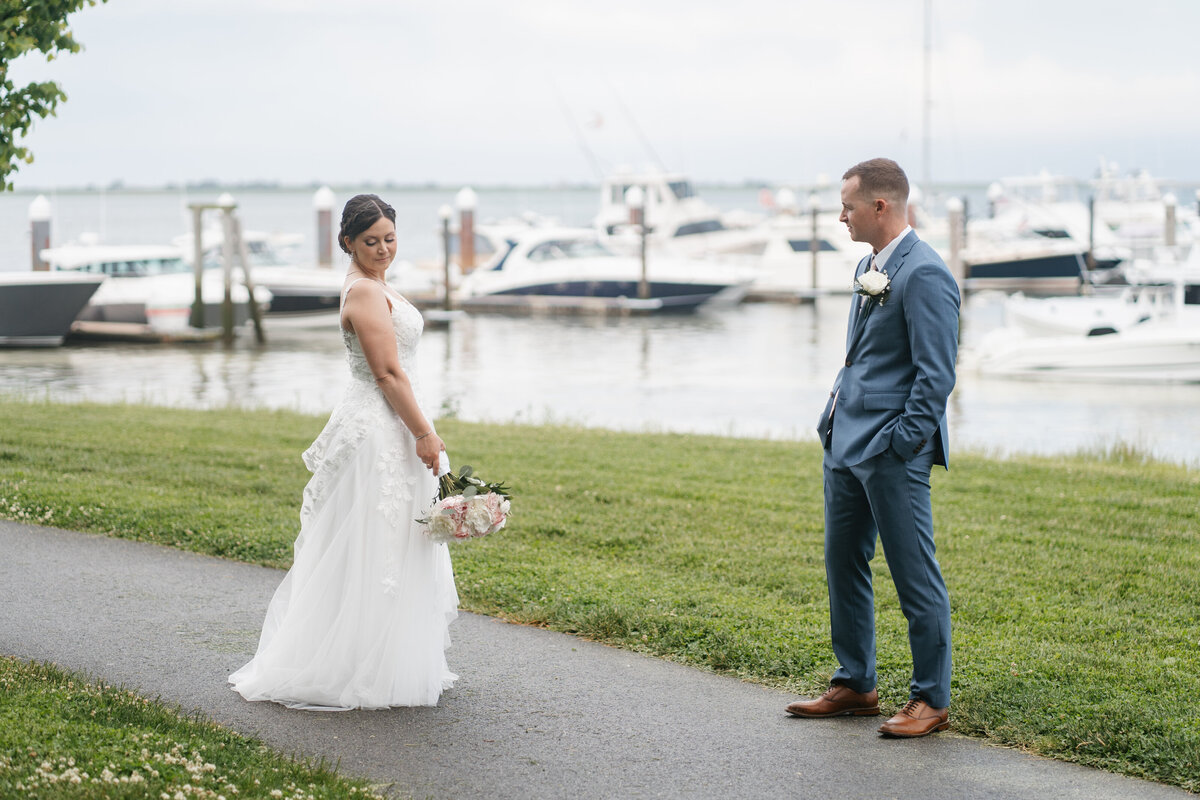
0,520 -> 1189,800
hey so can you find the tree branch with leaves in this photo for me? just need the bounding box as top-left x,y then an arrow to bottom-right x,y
1,0 -> 107,191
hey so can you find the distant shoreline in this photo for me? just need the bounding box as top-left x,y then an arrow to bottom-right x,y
6,179 -> 1005,196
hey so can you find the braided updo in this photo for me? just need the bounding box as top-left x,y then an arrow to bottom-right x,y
338,194 -> 398,254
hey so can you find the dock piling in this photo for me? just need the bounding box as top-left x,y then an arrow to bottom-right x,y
439,204 -> 454,311
28,195 -> 51,272
946,196 -> 965,292
314,186 -> 335,267
456,187 -> 477,273
189,205 -> 205,329
230,215 -> 266,343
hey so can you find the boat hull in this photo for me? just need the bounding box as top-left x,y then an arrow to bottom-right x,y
490,280 -> 738,311
970,324 -> 1200,382
0,274 -> 104,347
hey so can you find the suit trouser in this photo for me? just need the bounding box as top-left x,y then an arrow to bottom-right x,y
822,447 -> 952,708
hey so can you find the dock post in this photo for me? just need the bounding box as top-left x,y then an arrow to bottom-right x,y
189,205 -> 206,329
29,195 -> 51,271
807,192 -> 820,293
986,182 -> 1003,219
1086,195 -> 1096,271
231,215 -> 266,343
946,197 -> 965,293
439,204 -> 454,311
625,186 -> 649,300
217,194 -> 237,342
314,186 -> 335,267
1163,193 -> 1177,248
456,187 -> 477,273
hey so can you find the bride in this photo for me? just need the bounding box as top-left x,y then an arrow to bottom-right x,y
229,194 -> 459,710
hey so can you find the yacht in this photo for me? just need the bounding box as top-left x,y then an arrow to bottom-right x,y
178,229 -> 438,325
963,280 -> 1200,382
40,243 -> 269,331
458,225 -> 753,311
0,271 -> 104,346
595,173 -> 867,294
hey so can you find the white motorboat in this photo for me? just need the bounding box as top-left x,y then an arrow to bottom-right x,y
951,168 -> 1198,293
177,229 -> 437,326
965,321 -> 1200,382
458,225 -> 754,311
178,230 -> 344,321
595,172 -> 867,294
41,243 -> 270,331
1002,289 -> 1165,337
0,271 -> 105,346
1120,243 -> 1200,305
1089,161 -> 1199,259
965,277 -> 1200,382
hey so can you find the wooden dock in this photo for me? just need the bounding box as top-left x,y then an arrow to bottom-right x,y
68,321 -> 225,344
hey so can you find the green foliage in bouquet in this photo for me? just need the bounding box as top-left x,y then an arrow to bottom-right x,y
434,464 -> 512,503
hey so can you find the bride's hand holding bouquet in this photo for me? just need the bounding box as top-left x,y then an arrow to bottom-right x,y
417,456 -> 512,544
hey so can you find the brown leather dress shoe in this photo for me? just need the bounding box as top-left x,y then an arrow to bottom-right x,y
878,699 -> 949,737
785,684 -> 880,717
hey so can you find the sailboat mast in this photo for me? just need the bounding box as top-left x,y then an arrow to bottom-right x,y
922,0 -> 932,197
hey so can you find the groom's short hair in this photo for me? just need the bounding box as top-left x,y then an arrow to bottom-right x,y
843,158 -> 909,207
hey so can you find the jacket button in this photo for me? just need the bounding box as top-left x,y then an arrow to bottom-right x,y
845,358 -> 852,367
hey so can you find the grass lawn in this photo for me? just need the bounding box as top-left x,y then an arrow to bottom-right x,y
1,398 -> 1197,792
0,656 -> 385,799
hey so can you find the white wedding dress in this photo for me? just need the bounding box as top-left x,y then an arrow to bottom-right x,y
229,279 -> 458,710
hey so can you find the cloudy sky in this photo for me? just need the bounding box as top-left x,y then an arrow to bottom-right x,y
9,0 -> 1200,189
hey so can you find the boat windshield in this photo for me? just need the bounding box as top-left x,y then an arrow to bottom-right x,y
674,219 -> 725,237
668,180 -> 695,200
527,238 -> 613,261
203,240 -> 291,270
66,257 -> 190,277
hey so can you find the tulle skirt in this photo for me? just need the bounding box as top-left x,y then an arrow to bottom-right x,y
230,388 -> 458,710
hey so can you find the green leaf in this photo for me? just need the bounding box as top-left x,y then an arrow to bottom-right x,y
0,0 -> 109,189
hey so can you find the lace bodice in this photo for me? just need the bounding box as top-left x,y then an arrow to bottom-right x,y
302,282 -> 427,528
341,282 -> 424,384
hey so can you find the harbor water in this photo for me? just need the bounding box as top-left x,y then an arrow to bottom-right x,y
2,187 -> 1198,467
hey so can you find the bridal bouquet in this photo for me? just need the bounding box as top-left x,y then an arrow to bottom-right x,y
417,459 -> 512,544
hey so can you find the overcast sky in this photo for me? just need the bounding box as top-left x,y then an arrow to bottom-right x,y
8,0 -> 1200,189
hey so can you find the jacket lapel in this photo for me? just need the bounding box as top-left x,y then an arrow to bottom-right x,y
883,230 -> 918,284
845,254 -> 872,351
844,231 -> 919,356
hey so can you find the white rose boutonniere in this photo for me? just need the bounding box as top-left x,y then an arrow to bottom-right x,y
854,270 -> 891,306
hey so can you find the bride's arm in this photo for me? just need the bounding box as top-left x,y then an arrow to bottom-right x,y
342,284 -> 445,472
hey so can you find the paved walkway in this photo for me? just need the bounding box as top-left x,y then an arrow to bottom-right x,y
0,520 -> 1189,800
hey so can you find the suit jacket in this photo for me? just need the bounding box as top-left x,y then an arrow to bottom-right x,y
817,231 -> 960,468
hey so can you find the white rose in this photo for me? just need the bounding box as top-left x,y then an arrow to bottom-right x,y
465,497 -> 494,535
426,512 -> 457,542
857,270 -> 889,295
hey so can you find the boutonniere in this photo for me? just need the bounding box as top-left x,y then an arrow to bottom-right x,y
854,270 -> 891,306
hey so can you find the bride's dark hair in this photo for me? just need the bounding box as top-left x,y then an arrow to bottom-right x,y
338,194 -> 397,254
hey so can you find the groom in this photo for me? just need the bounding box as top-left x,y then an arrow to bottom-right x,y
787,158 -> 960,737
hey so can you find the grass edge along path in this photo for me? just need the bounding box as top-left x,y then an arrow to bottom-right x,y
0,398 -> 1197,792
0,655 -> 387,799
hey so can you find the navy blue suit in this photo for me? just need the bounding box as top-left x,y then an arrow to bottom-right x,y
816,230 -> 959,708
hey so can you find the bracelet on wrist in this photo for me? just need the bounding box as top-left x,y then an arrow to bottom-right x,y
415,430 -> 434,441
